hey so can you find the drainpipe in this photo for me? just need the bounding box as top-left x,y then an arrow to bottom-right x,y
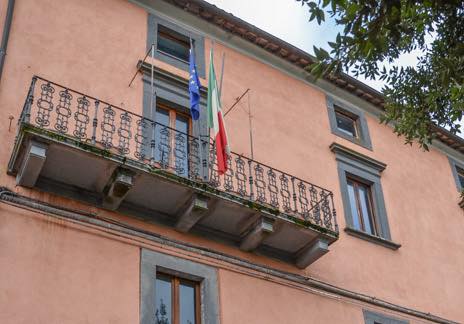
0,0 -> 16,84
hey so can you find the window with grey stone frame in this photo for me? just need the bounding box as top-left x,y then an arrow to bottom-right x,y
363,309 -> 409,324
140,249 -> 220,324
142,67 -> 209,180
326,96 -> 373,150
330,143 -> 401,250
448,156 -> 464,192
147,12 -> 206,78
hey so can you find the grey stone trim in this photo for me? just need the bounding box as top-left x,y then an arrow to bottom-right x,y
140,249 -> 220,324
330,143 -> 386,175
448,156 -> 464,192
345,227 -> 401,250
147,12 -> 205,77
331,143 -> 393,242
327,95 -> 373,150
363,309 -> 409,324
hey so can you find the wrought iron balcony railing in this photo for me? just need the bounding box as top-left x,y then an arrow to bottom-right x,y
15,76 -> 338,233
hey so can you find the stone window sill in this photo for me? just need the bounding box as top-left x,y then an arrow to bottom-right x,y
345,227 -> 401,250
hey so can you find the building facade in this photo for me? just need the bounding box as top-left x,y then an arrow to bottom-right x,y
0,0 -> 463,323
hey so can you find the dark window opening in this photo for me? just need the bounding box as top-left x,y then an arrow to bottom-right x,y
157,25 -> 190,62
335,108 -> 359,138
155,273 -> 200,324
456,167 -> 464,189
347,177 -> 378,236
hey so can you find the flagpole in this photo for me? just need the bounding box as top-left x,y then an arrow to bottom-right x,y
190,38 -> 206,181
150,43 -> 157,164
247,90 -> 254,160
219,52 -> 225,99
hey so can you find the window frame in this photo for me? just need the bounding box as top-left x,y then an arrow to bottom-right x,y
448,156 -> 464,192
363,309 -> 409,324
155,272 -> 201,324
141,249 -> 220,324
148,13 -> 206,77
331,143 -> 401,250
157,24 -> 191,63
327,96 -> 373,150
346,176 -> 379,236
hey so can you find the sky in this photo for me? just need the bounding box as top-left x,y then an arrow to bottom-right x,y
205,0 -> 420,91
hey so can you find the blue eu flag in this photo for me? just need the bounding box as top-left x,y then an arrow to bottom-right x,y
189,47 -> 201,120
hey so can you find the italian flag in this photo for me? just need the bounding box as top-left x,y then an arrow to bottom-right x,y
207,48 -> 230,175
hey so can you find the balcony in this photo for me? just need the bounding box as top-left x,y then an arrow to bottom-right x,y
8,76 -> 339,268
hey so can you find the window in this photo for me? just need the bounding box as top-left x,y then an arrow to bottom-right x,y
155,273 -> 200,324
157,25 -> 190,62
331,143 -> 401,250
154,103 -> 191,177
363,309 -> 409,324
347,177 -> 378,236
327,96 -> 372,150
148,13 -> 205,77
141,249 -> 219,324
448,157 -> 464,191
335,108 -> 358,138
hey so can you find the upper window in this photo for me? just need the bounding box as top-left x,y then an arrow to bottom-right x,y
157,25 -> 190,62
335,108 -> 359,138
448,157 -> 464,192
327,96 -> 372,150
148,13 -> 206,77
155,272 -> 200,324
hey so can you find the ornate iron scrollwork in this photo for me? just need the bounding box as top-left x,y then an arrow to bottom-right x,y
101,105 -> 116,149
209,144 -> 220,188
158,126 -> 171,168
135,118 -> 148,160
298,181 -> 309,219
54,89 -> 72,133
280,174 -> 291,212
188,138 -> 200,179
117,112 -> 132,155
174,131 -> 187,175
267,169 -> 279,207
223,157 -> 234,192
73,96 -> 90,139
36,82 -> 55,127
254,164 -> 266,203
235,156 -> 247,196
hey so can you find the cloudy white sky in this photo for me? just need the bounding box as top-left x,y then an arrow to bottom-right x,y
206,0 -> 421,91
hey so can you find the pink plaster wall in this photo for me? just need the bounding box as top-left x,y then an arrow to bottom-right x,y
0,203 -> 140,324
0,0 -> 462,322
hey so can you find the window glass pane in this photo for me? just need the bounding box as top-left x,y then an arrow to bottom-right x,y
347,181 -> 361,230
174,115 -> 189,177
179,280 -> 197,324
155,275 -> 172,324
457,168 -> 464,188
158,25 -> 190,62
358,185 -> 375,235
335,111 -> 357,137
155,108 -> 171,165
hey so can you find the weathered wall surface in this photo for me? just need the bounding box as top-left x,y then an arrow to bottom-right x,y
0,0 -> 462,323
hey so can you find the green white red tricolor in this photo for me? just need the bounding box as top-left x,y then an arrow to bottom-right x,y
207,48 -> 230,175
